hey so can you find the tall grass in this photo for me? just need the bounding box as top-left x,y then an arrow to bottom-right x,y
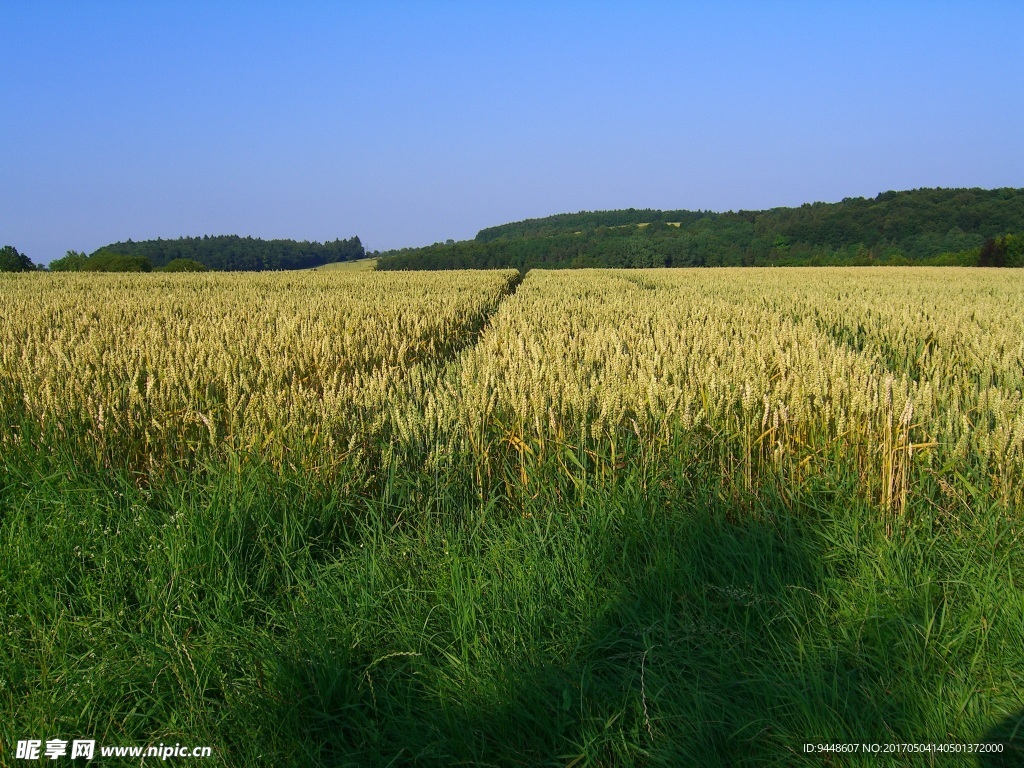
2,439 -> 1022,766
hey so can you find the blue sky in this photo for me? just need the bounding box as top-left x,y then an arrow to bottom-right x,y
2,2 -> 1022,263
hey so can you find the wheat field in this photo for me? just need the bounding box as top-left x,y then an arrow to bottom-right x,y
3,267 -> 1021,507
2,267 -> 1023,765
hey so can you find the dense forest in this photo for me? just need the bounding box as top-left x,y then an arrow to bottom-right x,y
376,188 -> 1024,270
92,234 -> 365,271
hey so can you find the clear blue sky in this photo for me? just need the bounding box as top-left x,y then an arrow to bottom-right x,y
2,1 -> 1022,263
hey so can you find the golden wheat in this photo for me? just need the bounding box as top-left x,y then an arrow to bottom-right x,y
0,269 -> 518,473
2,267 -> 1021,508
404,268 -> 1024,509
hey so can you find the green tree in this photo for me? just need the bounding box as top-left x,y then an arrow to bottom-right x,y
82,252 -> 153,272
0,245 -> 35,272
49,250 -> 88,272
978,238 -> 1006,267
1003,234 -> 1024,267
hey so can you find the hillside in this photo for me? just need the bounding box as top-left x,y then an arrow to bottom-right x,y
376,187 -> 1024,270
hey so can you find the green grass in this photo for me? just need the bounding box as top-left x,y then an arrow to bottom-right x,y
2,437 -> 1022,766
307,257 -> 378,272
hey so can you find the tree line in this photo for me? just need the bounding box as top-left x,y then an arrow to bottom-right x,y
47,252 -> 210,272
6,188 -> 1024,273
0,235 -> 365,273
88,234 -> 365,271
376,187 -> 1024,271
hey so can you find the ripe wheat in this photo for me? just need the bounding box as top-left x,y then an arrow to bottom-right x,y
2,267 -> 1021,509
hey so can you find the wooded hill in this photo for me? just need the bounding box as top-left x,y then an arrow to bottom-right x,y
93,234 -> 365,272
375,188 -> 1024,270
